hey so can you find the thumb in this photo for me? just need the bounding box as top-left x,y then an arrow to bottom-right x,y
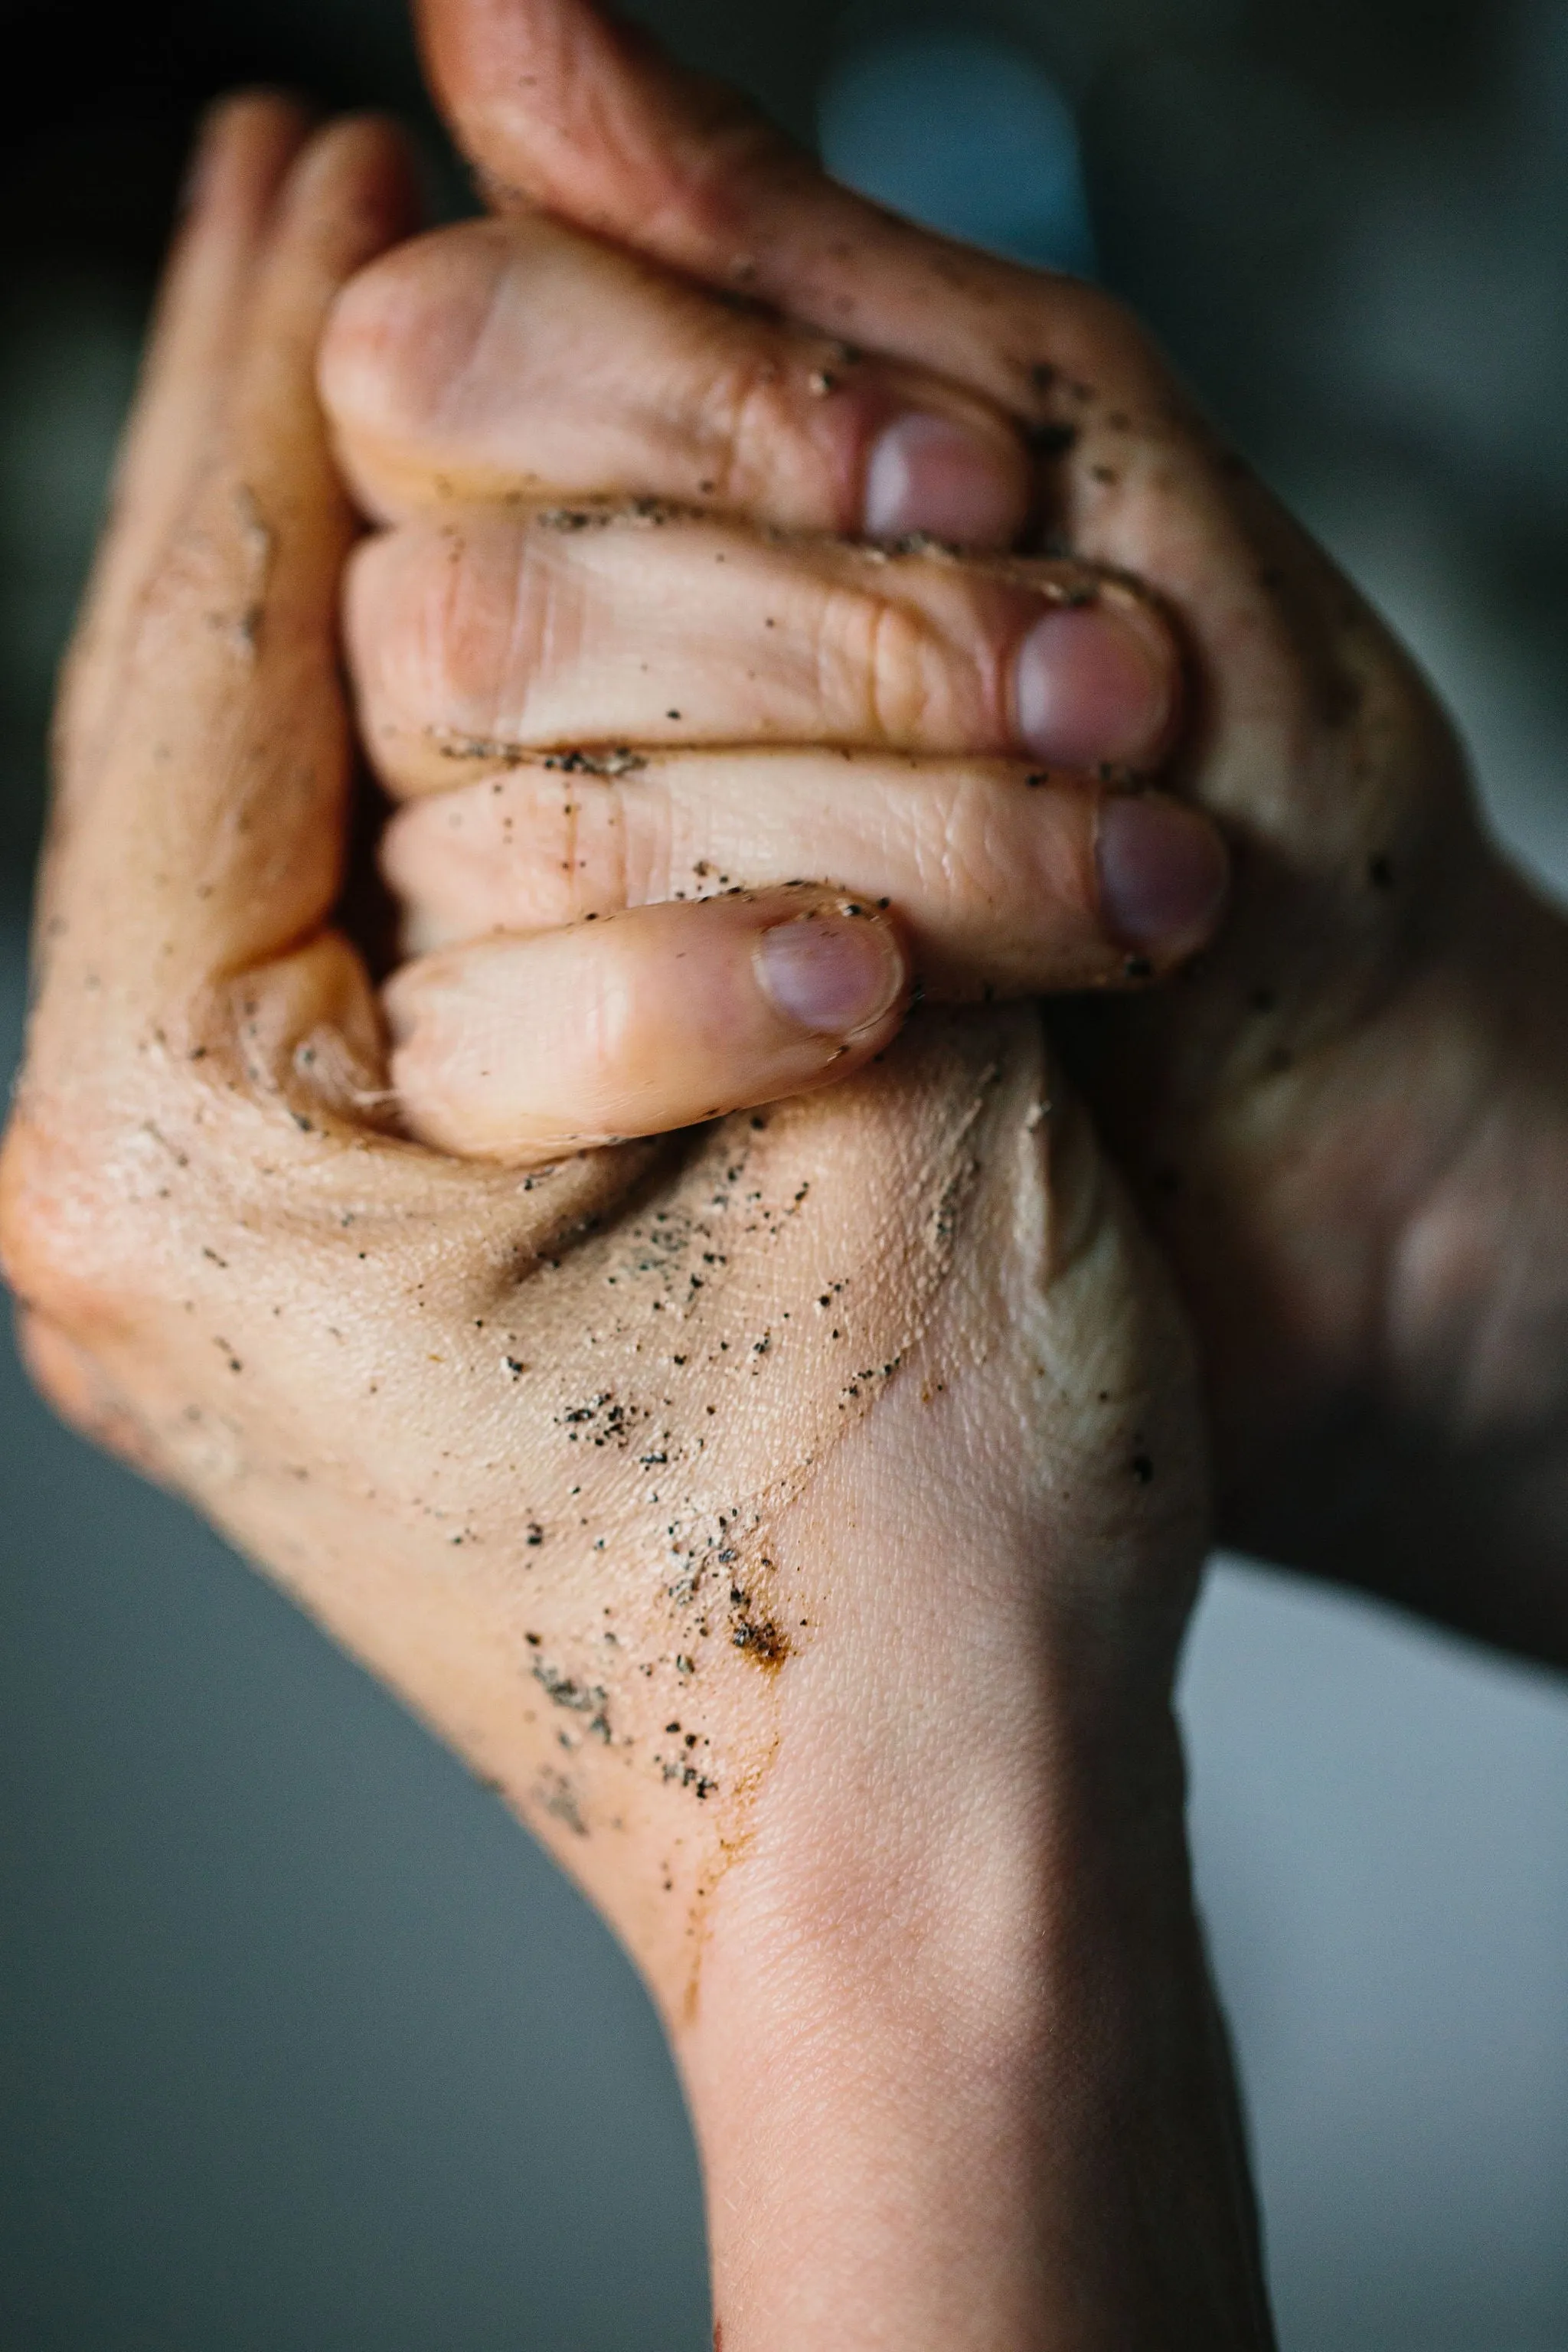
387,884 -> 911,1165
416,0 -> 1142,424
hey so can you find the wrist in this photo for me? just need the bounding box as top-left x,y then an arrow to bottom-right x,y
676,1692 -> 1269,2352
658,1382 -> 1266,2352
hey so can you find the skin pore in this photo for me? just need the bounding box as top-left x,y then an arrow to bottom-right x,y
0,85 -> 1275,2352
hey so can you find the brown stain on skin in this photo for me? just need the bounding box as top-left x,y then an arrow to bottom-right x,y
24,950 -> 1030,2020
8,130 -> 1194,2063
730,1609 -> 789,1666
679,1716 -> 786,2027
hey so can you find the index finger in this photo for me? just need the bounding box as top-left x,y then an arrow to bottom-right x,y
320,211 -> 1033,545
41,113 -> 418,1031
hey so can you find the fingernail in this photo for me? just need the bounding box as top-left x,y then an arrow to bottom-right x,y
1096,793 -> 1230,959
864,413 -> 1026,547
755,910 -> 904,1036
1014,603 -> 1173,769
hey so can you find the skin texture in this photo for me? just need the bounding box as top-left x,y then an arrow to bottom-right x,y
343,508 -> 1183,789
340,0 -> 1568,1665
0,92 -> 1275,2352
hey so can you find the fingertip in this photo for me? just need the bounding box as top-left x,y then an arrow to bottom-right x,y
753,900 -> 906,1040
417,0 -> 786,253
1013,592 -> 1180,773
232,115 -> 426,485
416,0 -> 599,208
863,410 -> 1031,549
178,90 -> 315,226
1094,792 -> 1230,968
317,234 -> 403,420
276,112 -> 424,262
319,222 -> 508,507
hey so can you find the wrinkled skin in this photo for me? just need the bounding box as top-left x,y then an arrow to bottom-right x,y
0,93 -> 1272,2352
355,0 -> 1568,1665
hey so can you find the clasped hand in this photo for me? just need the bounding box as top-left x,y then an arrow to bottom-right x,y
6,2 -> 1568,2345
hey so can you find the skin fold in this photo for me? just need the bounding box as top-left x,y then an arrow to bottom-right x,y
0,88 -> 1275,2352
332,0 -> 1568,1666
343,510 -> 1183,790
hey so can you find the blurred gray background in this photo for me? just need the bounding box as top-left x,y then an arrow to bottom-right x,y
3,1 -> 1568,2344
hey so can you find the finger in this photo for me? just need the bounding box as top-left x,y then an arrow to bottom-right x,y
416,0 -> 1155,427
384,752 -> 1228,991
416,0 -> 1390,876
348,511 -> 1180,796
42,116 -> 420,1019
319,213 -> 1031,544
385,885 -> 910,1163
59,93 -> 314,789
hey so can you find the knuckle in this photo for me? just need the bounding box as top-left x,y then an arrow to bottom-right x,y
639,110 -> 789,263
818,561 -> 1006,751
394,771 -> 639,929
613,776 -> 672,907
710,355 -> 786,501
564,776 -> 636,914
0,1110 -> 138,1337
579,972 -> 636,1119
713,351 -> 832,516
1053,283 -> 1171,412
320,219 -> 509,449
1064,278 -> 1140,349
809,583 -> 882,736
858,593 -> 957,746
0,1022 -> 229,1341
351,519 -> 538,749
910,776 -> 1018,911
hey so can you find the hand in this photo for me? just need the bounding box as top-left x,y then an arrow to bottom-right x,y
341,0 -> 1568,1661
321,204 -> 1229,1157
0,93 -> 1272,2350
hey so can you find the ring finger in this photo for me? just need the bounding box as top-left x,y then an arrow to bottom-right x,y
384,749 -> 1228,992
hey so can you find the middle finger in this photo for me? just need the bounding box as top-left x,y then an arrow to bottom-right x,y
348,508 -> 1180,800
